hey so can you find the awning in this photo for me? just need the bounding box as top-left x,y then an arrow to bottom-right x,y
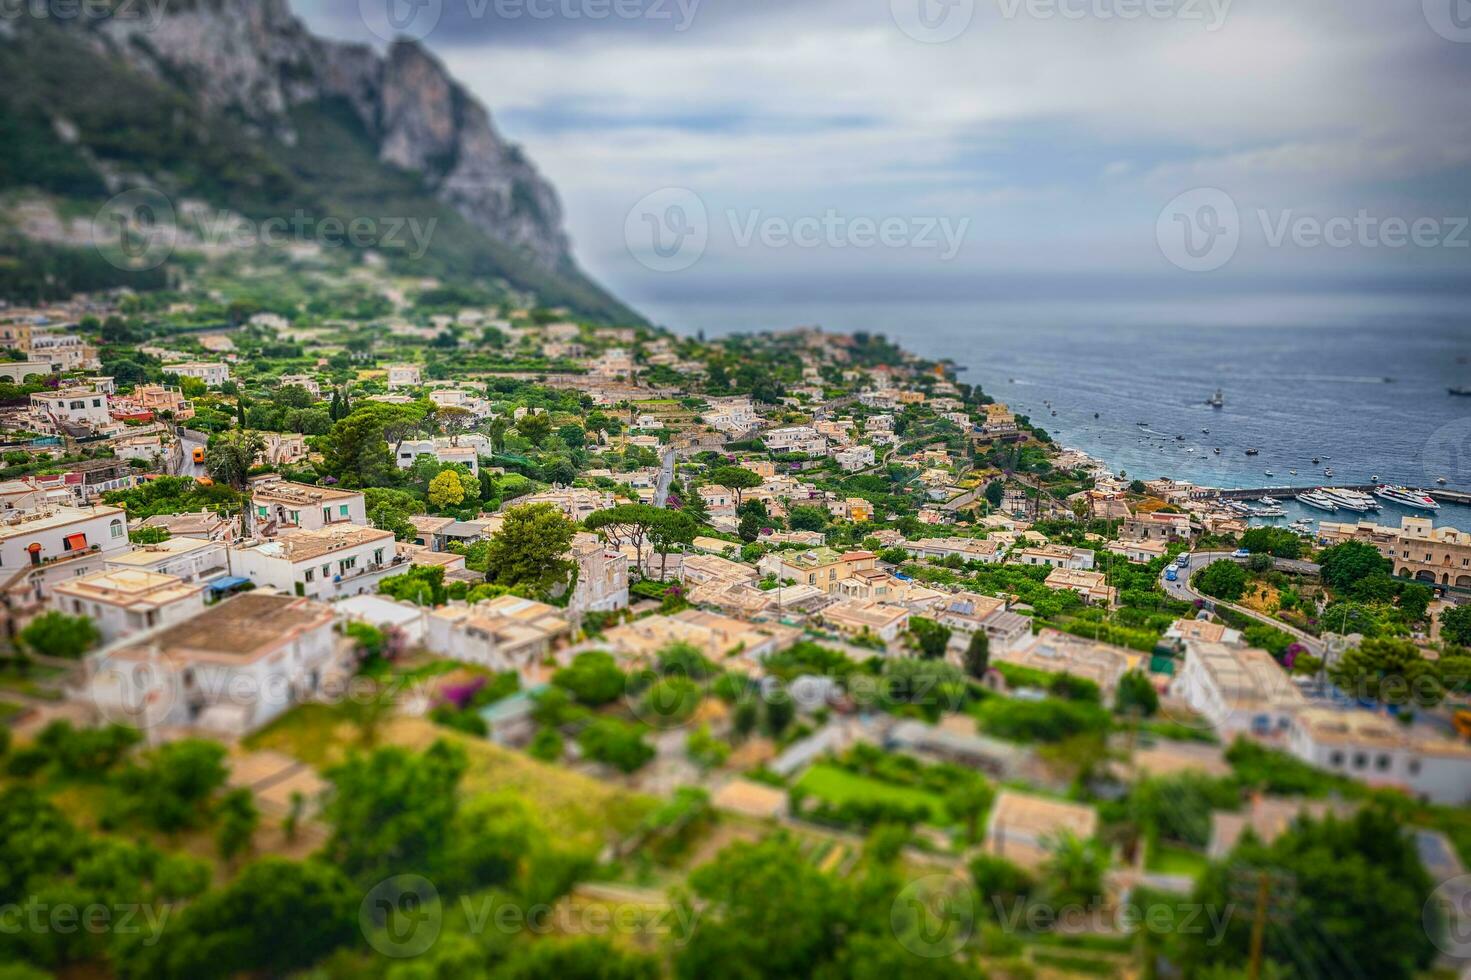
63,533 -> 87,551
206,576 -> 251,593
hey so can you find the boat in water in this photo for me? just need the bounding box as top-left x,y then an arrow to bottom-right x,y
1207,389 -> 1224,408
1295,490 -> 1340,512
1374,485 -> 1440,511
1245,448 -> 1260,456
1322,488 -> 1379,512
1449,386 -> 1471,397
1254,504 -> 1287,518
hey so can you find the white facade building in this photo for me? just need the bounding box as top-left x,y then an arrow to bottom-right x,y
53,569 -> 207,644
229,525 -> 403,601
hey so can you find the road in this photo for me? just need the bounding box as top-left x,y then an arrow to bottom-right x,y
1162,551 -> 1326,656
653,449 -> 676,508
169,426 -> 208,478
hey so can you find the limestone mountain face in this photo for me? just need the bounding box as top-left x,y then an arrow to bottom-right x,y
87,0 -> 571,270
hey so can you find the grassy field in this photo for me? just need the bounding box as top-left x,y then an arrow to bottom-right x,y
246,707 -> 657,852
1147,842 -> 1210,879
795,763 -> 949,824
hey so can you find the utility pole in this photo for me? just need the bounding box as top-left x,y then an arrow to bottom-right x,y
1248,870 -> 1269,980
1227,866 -> 1295,980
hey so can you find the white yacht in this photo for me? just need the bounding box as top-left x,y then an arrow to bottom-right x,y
1374,485 -> 1440,511
1295,490 -> 1339,512
1322,488 -> 1379,512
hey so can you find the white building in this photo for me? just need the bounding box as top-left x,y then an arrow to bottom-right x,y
165,362 -> 232,387
1287,707 -> 1471,806
53,568 -> 207,644
425,596 -> 571,675
763,426 -> 828,456
835,445 -> 876,472
395,439 -> 480,475
82,593 -> 340,735
0,504 -> 131,606
247,479 -> 368,535
569,532 -> 630,614
386,363 -> 422,390
1016,545 -> 1096,571
104,537 -> 229,583
229,525 -> 403,601
1174,640 -> 1306,740
30,388 -> 110,429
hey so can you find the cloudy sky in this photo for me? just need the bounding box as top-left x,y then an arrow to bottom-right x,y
298,0 -> 1471,306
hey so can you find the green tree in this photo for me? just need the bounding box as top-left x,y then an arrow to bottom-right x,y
483,503 -> 576,595
112,739 -> 229,833
203,430 -> 265,490
737,511 -> 761,542
944,779 -> 995,844
1195,560 -> 1247,601
963,630 -> 990,679
984,479 -> 1005,507
1440,604 -> 1471,647
379,565 -> 447,606
323,741 -> 466,885
676,480 -> 710,525
1114,670 -> 1160,716
18,611 -> 100,659
1329,636 -> 1443,707
1040,831 -> 1108,907
577,718 -> 653,773
428,469 -> 466,509
499,937 -> 659,980
215,787 -> 258,862
515,411 -> 553,447
709,465 -> 762,509
552,651 -> 626,706
675,836 -> 847,980
650,509 -> 698,580
1318,540 -> 1393,592
909,617 -> 952,659
127,858 -> 358,980
1181,808 -> 1435,980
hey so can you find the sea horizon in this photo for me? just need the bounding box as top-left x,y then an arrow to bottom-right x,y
639,286 -> 1471,531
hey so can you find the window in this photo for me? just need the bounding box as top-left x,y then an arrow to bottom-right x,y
323,507 -> 331,522
1352,752 -> 1368,769
373,549 -> 384,565
1375,755 -> 1391,771
304,569 -> 315,582
1329,751 -> 1344,767
69,400 -> 85,410
1409,759 -> 1421,776
339,504 -> 349,517
340,557 -> 357,573
92,399 -> 102,408
109,519 -> 124,539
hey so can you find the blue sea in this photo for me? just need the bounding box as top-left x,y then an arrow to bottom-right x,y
640,287 -> 1471,532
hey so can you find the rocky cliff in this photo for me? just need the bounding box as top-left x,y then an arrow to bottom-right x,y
85,0 -> 572,270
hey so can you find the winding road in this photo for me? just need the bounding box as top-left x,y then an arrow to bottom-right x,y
1161,551 -> 1327,656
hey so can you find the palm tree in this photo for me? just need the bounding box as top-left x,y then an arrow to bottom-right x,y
1041,831 -> 1108,907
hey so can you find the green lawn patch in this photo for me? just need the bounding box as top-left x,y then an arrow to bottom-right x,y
795,763 -> 948,824
1146,842 -> 1209,879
